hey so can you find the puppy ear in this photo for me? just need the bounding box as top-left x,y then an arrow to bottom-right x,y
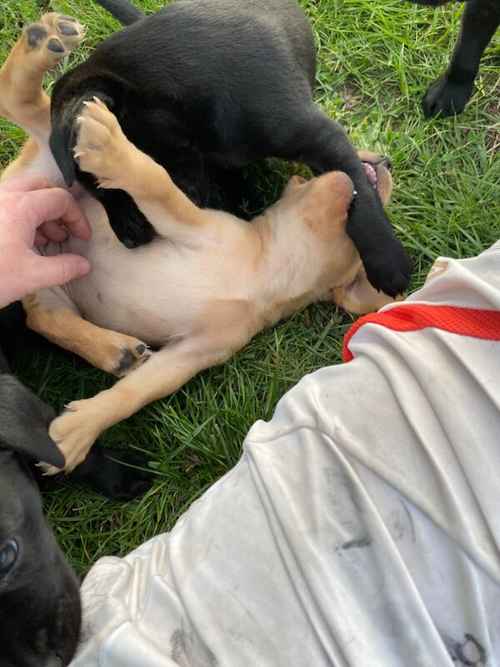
0,376 -> 65,468
50,90 -> 116,186
1,427 -> 66,469
334,267 -> 397,314
49,119 -> 78,187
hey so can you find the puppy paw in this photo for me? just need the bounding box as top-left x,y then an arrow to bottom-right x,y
362,241 -> 412,298
422,74 -> 473,118
74,446 -> 153,500
74,99 -> 130,187
348,195 -> 411,297
113,338 -> 151,378
45,399 -> 102,474
23,13 -> 85,70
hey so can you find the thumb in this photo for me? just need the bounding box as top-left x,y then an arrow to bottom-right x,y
28,254 -> 91,292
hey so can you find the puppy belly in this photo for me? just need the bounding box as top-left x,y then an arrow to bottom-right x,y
73,292 -> 177,348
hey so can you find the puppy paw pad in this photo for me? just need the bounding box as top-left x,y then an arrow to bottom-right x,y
47,37 -> 65,53
57,21 -> 80,37
25,24 -> 48,49
23,12 -> 85,65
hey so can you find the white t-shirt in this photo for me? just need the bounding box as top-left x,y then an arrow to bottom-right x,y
72,243 -> 500,667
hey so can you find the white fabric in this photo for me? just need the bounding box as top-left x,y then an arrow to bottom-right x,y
72,242 -> 500,667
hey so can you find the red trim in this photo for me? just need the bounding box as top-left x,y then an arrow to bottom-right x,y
342,304 -> 500,362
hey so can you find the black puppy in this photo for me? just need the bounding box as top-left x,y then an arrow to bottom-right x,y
49,0 -> 411,299
411,0 -> 499,117
0,306 -> 151,665
0,346 -> 81,666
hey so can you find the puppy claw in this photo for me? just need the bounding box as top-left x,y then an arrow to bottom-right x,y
38,462 -> 63,477
97,179 -> 114,189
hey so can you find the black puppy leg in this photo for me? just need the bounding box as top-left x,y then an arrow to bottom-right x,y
422,0 -> 500,117
285,109 -> 411,296
65,443 -> 152,500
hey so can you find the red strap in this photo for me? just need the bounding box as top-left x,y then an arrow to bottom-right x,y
343,304 -> 500,362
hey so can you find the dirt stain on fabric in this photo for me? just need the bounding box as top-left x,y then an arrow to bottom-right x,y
338,536 -> 372,551
170,627 -> 218,666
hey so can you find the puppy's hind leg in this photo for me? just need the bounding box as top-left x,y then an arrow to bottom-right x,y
74,100 -> 209,243
24,290 -> 151,378
0,12 -> 85,140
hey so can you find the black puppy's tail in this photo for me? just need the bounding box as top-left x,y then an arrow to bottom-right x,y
93,0 -> 145,25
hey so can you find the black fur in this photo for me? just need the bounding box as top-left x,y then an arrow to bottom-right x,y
0,453 -> 81,667
50,0 -> 411,297
0,348 -> 81,666
94,0 -> 145,26
409,0 -> 499,116
0,303 -> 152,665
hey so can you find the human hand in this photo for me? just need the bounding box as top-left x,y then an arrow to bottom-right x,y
0,176 -> 91,307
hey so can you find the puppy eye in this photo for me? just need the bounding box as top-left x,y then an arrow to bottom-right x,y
0,539 -> 18,575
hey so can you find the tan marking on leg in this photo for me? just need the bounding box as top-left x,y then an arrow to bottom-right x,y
24,297 -> 151,377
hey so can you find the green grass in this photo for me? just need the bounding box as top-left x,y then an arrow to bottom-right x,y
0,0 -> 499,574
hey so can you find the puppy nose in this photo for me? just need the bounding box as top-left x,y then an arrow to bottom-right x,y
380,156 -> 392,172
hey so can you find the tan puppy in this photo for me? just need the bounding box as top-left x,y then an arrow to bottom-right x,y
0,14 -> 395,473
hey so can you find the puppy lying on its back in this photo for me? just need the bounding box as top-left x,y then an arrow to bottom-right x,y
49,0 -> 411,299
1,14 -> 395,473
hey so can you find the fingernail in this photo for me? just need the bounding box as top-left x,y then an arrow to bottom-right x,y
76,257 -> 91,275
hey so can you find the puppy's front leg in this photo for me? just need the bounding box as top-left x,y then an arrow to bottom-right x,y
46,339 -> 222,473
74,100 -> 209,243
422,0 -> 500,117
289,109 -> 411,299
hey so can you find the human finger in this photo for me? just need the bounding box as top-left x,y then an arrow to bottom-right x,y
36,220 -> 69,244
0,175 -> 51,193
20,188 -> 91,241
26,253 -> 91,292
